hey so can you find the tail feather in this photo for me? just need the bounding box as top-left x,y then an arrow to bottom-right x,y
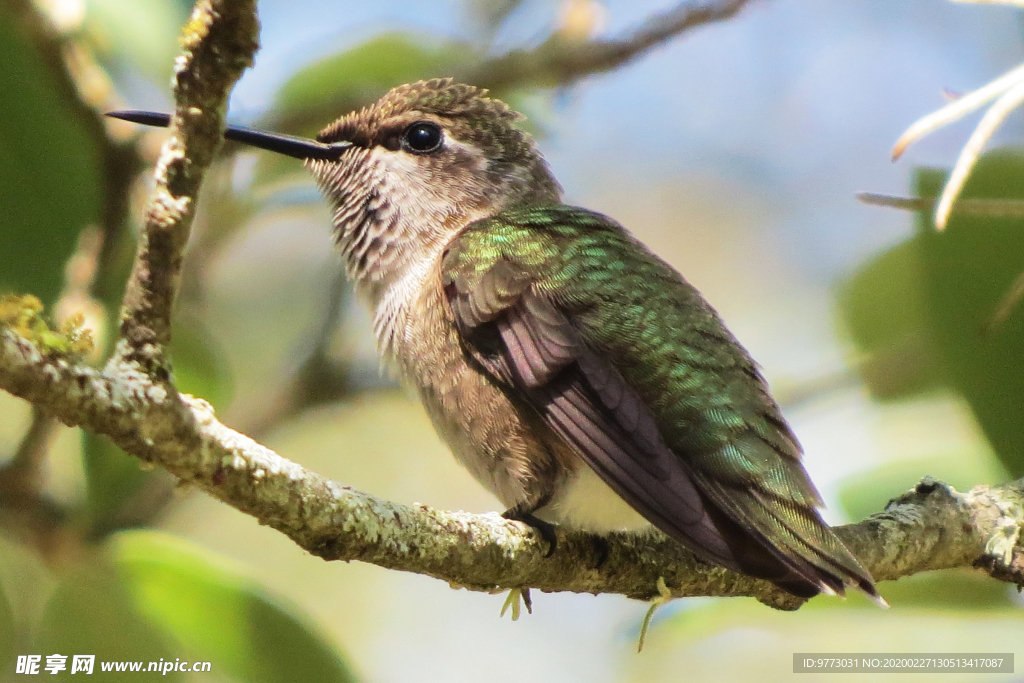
750,489 -> 882,601
694,473 -> 881,602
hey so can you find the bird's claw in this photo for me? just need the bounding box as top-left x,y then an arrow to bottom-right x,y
502,508 -> 558,556
500,587 -> 533,620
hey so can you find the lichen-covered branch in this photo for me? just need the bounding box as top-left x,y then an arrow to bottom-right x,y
1,325 -> 1021,609
113,0 -> 258,370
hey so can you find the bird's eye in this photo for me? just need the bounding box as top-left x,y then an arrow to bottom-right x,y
402,121 -> 443,154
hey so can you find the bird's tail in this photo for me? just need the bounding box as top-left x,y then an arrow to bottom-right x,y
697,475 -> 886,606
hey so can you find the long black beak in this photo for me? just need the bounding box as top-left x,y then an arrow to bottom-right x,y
106,110 -> 351,161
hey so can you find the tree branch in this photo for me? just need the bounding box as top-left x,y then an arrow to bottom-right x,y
465,0 -> 757,91
112,0 -> 258,371
1,326 -> 1021,609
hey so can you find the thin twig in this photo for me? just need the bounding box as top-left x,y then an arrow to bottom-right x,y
889,0 -> 1024,230
858,193 -> 1024,219
466,0 -> 757,90
983,271 -> 1024,335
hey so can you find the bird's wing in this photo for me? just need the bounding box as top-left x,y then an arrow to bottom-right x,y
444,234 -> 739,569
442,206 -> 877,599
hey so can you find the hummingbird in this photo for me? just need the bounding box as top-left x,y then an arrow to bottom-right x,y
109,78 -> 880,602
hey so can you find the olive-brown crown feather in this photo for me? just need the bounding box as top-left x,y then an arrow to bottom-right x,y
316,78 -> 548,180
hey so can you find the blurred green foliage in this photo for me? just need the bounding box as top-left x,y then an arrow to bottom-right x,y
838,452 -> 1008,523
81,432 -> 160,531
85,0 -> 192,81
834,150 -> 1024,614
0,578 -> 13,670
915,154 -> 1024,478
36,559 -> 184,680
169,314 -> 234,409
0,2 -> 357,678
835,241 -> 939,400
19,531 -> 353,682
837,150 -> 1024,478
113,532 -> 355,683
0,18 -> 100,305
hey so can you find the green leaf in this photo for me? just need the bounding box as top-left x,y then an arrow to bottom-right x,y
0,13 -> 101,304
35,559 -> 182,681
112,531 -> 355,683
839,149 -> 1024,476
914,150 -> 1024,477
835,240 -> 940,400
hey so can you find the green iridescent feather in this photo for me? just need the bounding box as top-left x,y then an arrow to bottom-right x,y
443,205 -> 877,599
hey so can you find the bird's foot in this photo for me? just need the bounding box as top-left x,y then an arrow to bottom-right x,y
500,587 -> 533,621
502,507 -> 558,557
